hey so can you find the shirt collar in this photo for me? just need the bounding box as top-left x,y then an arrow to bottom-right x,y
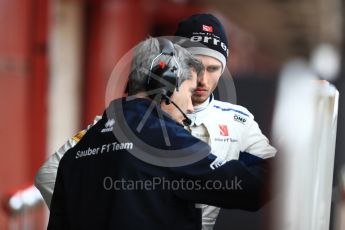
193,95 -> 213,113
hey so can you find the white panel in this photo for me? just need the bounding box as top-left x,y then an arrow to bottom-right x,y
272,59 -> 339,230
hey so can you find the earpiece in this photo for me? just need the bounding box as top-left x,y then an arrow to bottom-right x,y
146,38 -> 180,101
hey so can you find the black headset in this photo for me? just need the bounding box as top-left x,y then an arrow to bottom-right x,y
145,38 -> 192,126
146,38 -> 180,103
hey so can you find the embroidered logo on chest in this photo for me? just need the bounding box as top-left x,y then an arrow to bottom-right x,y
218,124 -> 229,136
101,119 -> 115,133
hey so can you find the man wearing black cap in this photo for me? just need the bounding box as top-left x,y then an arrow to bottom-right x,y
174,13 -> 276,230
36,13 -> 276,230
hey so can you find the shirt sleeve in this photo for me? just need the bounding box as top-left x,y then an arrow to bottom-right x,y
173,154 -> 269,211
34,137 -> 77,207
34,116 -> 101,207
240,115 -> 277,159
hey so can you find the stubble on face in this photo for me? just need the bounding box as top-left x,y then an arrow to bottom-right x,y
191,55 -> 222,106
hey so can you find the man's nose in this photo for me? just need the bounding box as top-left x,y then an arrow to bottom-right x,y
197,71 -> 206,85
186,99 -> 194,114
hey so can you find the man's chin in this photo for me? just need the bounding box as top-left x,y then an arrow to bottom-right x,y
192,95 -> 209,105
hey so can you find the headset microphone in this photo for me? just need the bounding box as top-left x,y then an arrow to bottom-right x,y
162,94 -> 192,126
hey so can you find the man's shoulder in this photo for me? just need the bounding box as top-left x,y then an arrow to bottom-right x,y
60,116 -> 108,161
211,100 -> 254,119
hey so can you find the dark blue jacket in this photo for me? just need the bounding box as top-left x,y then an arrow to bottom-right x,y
48,98 -> 269,230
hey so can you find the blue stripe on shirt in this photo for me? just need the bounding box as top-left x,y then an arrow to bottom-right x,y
213,105 -> 249,117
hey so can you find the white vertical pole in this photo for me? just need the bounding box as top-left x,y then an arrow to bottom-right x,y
47,0 -> 84,155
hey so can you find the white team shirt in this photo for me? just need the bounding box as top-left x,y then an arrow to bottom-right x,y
187,96 -> 276,230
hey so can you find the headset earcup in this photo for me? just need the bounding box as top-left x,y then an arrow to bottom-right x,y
146,38 -> 178,102
147,66 -> 177,100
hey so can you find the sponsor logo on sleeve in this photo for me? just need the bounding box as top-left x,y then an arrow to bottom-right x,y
234,114 -> 246,124
72,130 -> 87,142
210,156 -> 226,170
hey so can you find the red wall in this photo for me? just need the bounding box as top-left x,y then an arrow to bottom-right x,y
0,0 -> 48,227
82,0 -> 204,126
0,0 -> 203,228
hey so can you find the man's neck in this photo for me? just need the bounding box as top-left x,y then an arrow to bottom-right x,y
193,97 -> 211,112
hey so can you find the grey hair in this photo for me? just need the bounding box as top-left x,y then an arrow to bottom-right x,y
127,37 -> 203,96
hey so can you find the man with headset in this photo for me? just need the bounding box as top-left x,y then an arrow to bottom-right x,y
37,14 -> 276,229
47,37 -> 268,229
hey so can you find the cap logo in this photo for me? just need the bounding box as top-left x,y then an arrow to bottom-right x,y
190,35 -> 229,56
202,25 -> 213,33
